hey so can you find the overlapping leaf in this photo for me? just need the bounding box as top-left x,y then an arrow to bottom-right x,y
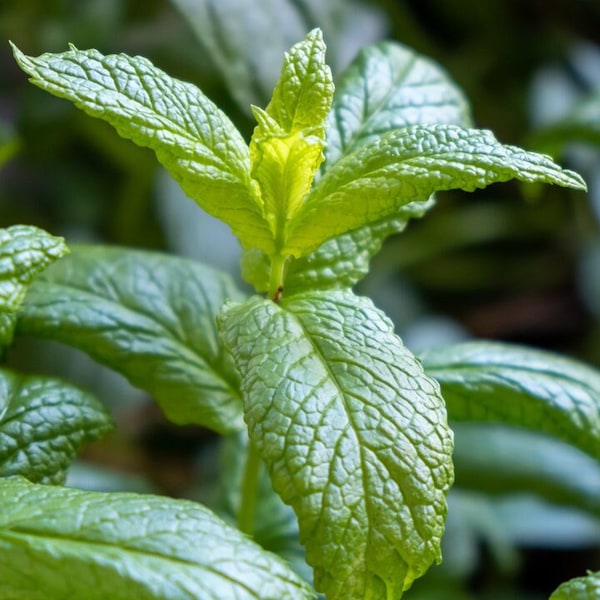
0,477 -> 314,600
16,246 -> 245,432
323,41 -> 472,170
12,43 -> 274,253
421,341 -> 600,461
286,124 -> 587,257
0,368 -> 112,484
0,225 -> 68,347
219,289 -> 454,599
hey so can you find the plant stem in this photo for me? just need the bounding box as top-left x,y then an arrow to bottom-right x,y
268,253 -> 288,302
237,440 -> 262,536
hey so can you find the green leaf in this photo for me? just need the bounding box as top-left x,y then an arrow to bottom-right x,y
0,368 -> 112,484
286,124 -> 587,257
249,29 -> 333,253
551,572 -> 600,600
420,341 -> 600,461
0,225 -> 68,348
0,477 -> 314,600
452,423 -> 600,518
12,43 -> 274,254
16,246 -> 245,433
219,289 -> 454,599
323,41 -> 472,170
242,200 -> 435,294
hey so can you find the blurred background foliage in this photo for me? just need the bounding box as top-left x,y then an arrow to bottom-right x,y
2,1 -> 600,598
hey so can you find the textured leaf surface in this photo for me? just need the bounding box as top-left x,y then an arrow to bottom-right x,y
421,341 -> 600,461
249,29 -> 333,241
219,290 -> 454,599
287,124 -> 587,256
0,369 -> 112,484
16,246 -> 245,432
452,424 -> 600,518
0,477 -> 314,600
323,41 -> 472,170
12,44 -> 274,253
551,572 -> 600,600
0,225 -> 67,347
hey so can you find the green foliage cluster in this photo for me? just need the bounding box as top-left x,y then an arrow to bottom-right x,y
1,23 -> 600,599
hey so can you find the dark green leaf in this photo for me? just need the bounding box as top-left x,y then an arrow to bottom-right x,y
17,246 -> 245,433
219,290 -> 454,599
421,341 -> 600,461
0,477 -> 314,600
0,225 -> 68,348
0,368 -> 112,484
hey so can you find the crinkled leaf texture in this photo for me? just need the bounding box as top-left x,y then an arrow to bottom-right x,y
0,477 -> 314,600
16,246 -> 245,433
286,124 -> 587,257
0,225 -> 68,347
219,289 -> 454,600
421,341 -> 600,461
551,571 -> 600,600
11,43 -> 274,254
322,40 -> 472,170
0,368 -> 112,484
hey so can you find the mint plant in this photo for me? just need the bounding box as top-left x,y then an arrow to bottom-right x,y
2,29 -> 598,599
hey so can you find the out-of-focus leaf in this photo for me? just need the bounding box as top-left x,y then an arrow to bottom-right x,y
421,341 -> 600,461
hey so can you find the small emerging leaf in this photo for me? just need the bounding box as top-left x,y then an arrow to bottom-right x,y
12,43 -> 274,254
0,368 -> 112,483
421,341 -> 600,461
250,29 -> 334,251
0,225 -> 68,347
219,290 -> 454,599
550,571 -> 600,600
286,124 -> 587,257
0,477 -> 314,600
16,246 -> 245,433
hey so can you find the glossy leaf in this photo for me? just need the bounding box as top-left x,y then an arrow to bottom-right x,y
0,477 -> 314,600
219,289 -> 454,599
16,246 -> 245,433
323,41 -> 472,170
286,124 -> 587,257
0,225 -> 68,348
12,44 -> 274,254
0,368 -> 112,484
421,341 -> 600,461
551,572 -> 600,600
